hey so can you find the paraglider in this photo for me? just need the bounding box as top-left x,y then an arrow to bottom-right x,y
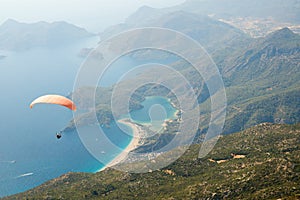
30,94 -> 76,139
30,94 -> 76,111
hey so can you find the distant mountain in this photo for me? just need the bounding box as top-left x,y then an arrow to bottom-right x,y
4,123 -> 300,199
100,10 -> 249,52
104,0 -> 300,38
124,6 -> 167,26
178,0 -> 300,37
0,19 -> 94,51
99,6 -> 165,39
146,11 -> 246,47
180,0 -> 300,24
222,28 -> 300,87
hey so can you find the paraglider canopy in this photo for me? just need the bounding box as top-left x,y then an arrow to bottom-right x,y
30,94 -> 76,111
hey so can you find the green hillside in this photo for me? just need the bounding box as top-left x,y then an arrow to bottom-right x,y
4,123 -> 300,199
68,27 -> 300,138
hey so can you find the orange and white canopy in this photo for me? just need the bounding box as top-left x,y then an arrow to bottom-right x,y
30,94 -> 76,111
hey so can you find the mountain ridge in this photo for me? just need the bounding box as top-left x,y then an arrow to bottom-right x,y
0,19 -> 95,51
100,10 -> 249,53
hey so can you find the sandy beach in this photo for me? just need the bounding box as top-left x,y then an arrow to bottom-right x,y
101,118 -> 142,170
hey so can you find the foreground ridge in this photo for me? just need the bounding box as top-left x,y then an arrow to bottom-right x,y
3,123 -> 300,199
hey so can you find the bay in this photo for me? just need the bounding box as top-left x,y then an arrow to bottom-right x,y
0,37 -> 103,197
0,39 -> 178,197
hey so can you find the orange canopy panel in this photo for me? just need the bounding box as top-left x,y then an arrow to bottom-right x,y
30,94 -> 76,111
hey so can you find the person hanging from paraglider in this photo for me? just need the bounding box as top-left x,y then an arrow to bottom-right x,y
56,131 -> 62,139
29,94 -> 76,140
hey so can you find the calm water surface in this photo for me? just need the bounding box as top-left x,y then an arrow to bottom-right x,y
0,39 -> 178,197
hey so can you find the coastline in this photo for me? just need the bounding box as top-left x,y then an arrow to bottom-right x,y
97,97 -> 180,172
98,118 -> 142,171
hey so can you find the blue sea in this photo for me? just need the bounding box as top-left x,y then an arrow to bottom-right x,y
0,38 -> 178,197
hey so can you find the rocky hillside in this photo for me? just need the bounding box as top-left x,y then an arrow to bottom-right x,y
215,28 -> 300,134
3,123 -> 300,199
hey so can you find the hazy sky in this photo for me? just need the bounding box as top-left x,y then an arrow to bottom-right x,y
0,0 -> 185,32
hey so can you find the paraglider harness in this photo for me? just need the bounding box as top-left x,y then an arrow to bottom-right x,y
56,131 -> 62,139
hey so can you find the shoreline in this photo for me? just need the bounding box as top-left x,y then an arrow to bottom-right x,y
98,118 -> 142,171
97,98 -> 180,172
